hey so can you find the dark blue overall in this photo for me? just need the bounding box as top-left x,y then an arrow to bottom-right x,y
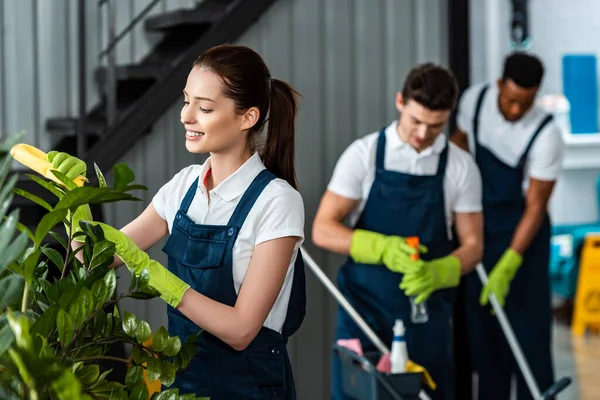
332,129 -> 455,400
465,85 -> 555,399
162,169 -> 306,399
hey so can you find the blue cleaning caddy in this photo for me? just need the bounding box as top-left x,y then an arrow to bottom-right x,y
334,344 -> 422,400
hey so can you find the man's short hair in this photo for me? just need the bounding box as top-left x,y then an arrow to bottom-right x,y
401,63 -> 459,111
502,52 -> 544,88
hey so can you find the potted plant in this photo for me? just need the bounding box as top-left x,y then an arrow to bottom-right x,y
0,133 -> 205,400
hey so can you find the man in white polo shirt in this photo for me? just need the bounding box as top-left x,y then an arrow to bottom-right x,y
313,63 -> 484,400
452,52 -> 565,400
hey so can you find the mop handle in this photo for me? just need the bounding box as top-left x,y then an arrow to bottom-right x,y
475,263 -> 542,399
300,247 -> 433,400
300,247 -> 389,354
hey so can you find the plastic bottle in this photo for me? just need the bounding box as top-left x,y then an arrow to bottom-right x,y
390,319 -> 408,374
406,236 -> 429,324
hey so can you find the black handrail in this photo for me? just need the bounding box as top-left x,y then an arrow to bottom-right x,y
98,0 -> 163,60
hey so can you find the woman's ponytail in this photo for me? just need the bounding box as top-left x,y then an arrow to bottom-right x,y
261,79 -> 300,190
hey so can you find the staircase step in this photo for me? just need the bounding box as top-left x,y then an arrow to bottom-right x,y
45,116 -> 105,137
95,64 -> 166,86
144,0 -> 228,31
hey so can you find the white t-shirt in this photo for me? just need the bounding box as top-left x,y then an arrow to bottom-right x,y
456,82 -> 565,190
327,120 -> 483,238
152,152 -> 305,333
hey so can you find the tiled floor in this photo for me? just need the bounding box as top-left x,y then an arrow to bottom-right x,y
553,321 -> 600,400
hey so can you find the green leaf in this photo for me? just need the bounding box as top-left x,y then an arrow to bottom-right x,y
128,383 -> 149,400
0,192 -> 14,223
112,163 -> 135,192
113,304 -> 121,333
55,186 -> 140,211
179,395 -> 199,400
93,309 -> 106,338
89,381 -> 124,398
105,311 -> 114,336
25,174 -> 65,199
122,311 -> 137,337
131,346 -> 149,364
154,389 -> 178,400
49,169 -> 78,190
46,281 -> 61,303
8,349 -> 37,397
0,130 -> 25,152
152,326 -> 169,353
22,248 -> 42,282
164,336 -> 182,357
42,247 -> 64,272
69,287 -> 93,328
49,231 -> 68,250
76,364 -> 100,386
145,358 -> 161,382
89,240 -> 115,270
135,320 -> 151,344
0,174 -> 18,210
34,208 -> 68,247
129,291 -> 158,300
16,221 -> 35,243
129,272 -> 140,292
160,361 -> 176,387
51,369 -> 84,399
91,279 -> 109,311
31,304 -> 59,338
0,315 -> 15,356
6,310 -> 31,349
122,184 -> 148,192
101,269 -> 116,296
0,275 -> 25,310
57,308 -> 74,348
138,267 -> 150,289
125,365 -> 144,387
0,231 -> 29,275
0,208 -> 19,254
12,187 -> 53,211
94,163 -> 107,188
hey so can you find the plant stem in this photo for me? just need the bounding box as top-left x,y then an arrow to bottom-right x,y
21,281 -> 30,314
73,355 -> 130,364
61,213 -> 73,280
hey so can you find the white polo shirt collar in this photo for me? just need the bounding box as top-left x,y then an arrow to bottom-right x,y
198,152 -> 266,202
384,120 -> 447,157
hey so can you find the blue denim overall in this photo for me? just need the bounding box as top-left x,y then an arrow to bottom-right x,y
162,169 -> 306,399
332,129 -> 454,400
465,85 -> 555,399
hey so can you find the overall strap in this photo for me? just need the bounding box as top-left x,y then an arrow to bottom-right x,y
473,84 -> 490,144
436,137 -> 450,176
517,114 -> 554,168
227,169 -> 277,227
179,177 -> 199,214
375,128 -> 387,171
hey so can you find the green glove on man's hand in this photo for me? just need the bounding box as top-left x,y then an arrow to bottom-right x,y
399,255 -> 462,304
47,151 -> 92,242
93,222 -> 190,308
350,229 -> 428,274
480,248 -> 522,308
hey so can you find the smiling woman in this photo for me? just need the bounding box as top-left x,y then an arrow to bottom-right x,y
51,44 -> 307,400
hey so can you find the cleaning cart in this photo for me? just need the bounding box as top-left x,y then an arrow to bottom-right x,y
300,248 -> 432,400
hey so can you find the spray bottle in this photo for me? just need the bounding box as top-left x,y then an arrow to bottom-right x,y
407,237 -> 429,324
390,319 -> 408,374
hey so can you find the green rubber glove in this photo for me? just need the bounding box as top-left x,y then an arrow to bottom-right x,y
480,248 -> 522,308
47,151 -> 93,242
92,222 -> 190,308
47,151 -> 87,180
399,255 -> 462,304
350,229 -> 428,274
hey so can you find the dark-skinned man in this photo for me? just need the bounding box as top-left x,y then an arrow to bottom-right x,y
452,52 -> 565,400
